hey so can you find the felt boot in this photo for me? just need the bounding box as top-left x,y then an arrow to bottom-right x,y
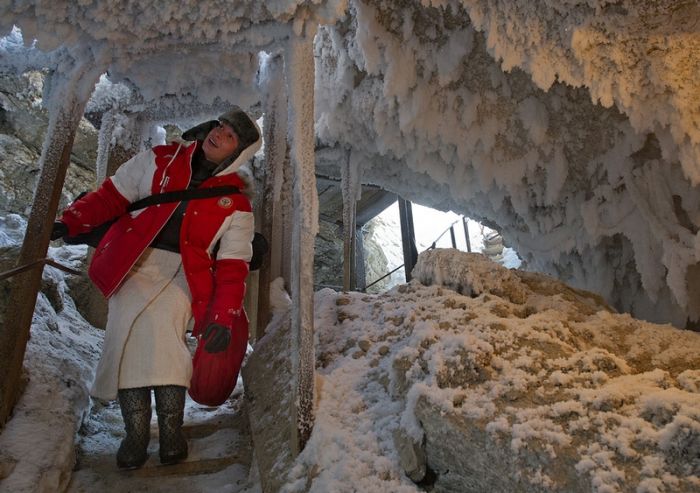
154,385 -> 188,465
116,387 -> 152,469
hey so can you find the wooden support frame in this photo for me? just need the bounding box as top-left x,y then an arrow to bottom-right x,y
255,52 -> 290,339
285,31 -> 317,453
398,197 -> 418,282
463,217 -> 472,252
0,57 -> 105,426
95,108 -> 117,184
355,225 -> 366,290
341,153 -> 358,292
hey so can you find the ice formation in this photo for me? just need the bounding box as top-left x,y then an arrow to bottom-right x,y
1,0 -> 699,328
314,0 -> 700,327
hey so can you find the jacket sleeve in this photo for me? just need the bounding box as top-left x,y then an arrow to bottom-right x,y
60,179 -> 130,236
59,148 -> 153,235
203,208 -> 254,332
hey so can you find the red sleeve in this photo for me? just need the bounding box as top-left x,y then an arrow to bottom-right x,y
60,179 -> 130,236
199,258 -> 249,334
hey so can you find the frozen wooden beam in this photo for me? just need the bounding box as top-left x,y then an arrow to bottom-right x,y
286,29 -> 317,452
399,198 -> 418,282
95,108 -> 117,184
0,51 -> 106,426
256,52 -> 290,337
356,191 -> 397,227
341,152 -> 359,291
355,225 -> 367,290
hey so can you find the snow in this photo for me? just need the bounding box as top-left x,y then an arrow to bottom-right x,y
1,0 -> 700,490
2,215 -> 700,492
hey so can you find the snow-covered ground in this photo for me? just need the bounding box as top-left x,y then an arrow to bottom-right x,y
1,215 -> 699,493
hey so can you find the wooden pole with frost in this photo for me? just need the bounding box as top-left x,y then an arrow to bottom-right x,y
257,53 -> 290,337
342,151 -> 359,291
0,50 -> 106,426
286,30 -> 318,451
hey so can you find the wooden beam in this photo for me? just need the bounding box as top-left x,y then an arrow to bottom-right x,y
95,109 -> 117,184
463,217 -> 472,253
256,53 -> 289,338
0,57 -> 105,426
398,198 -> 418,282
355,226 -> 366,290
356,191 -> 397,227
341,153 -> 358,291
342,213 -> 356,291
285,31 -> 317,452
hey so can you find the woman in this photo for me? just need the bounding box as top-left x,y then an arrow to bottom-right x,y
52,107 -> 261,469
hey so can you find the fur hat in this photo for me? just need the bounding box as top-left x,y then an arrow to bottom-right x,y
181,106 -> 260,153
218,106 -> 260,152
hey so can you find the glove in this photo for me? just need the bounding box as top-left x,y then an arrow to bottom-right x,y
203,323 -> 231,353
50,221 -> 68,241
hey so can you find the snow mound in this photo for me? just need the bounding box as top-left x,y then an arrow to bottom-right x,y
290,249 -> 700,492
413,248 -> 528,304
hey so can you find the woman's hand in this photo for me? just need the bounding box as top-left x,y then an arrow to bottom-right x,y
50,221 -> 68,241
202,323 -> 231,353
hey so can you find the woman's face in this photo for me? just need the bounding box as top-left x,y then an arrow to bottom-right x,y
202,122 -> 239,164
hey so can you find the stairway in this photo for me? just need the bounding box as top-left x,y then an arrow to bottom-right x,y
67,392 -> 254,492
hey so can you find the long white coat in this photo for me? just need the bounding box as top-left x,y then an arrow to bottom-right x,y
91,248 -> 193,400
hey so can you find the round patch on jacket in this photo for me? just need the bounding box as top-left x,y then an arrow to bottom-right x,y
218,197 -> 233,209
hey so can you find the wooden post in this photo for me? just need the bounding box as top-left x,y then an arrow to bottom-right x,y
285,30 -> 317,452
342,217 -> 357,291
0,55 -> 105,426
463,217 -> 472,252
106,113 -> 149,178
355,225 -> 366,290
256,53 -> 290,338
341,152 -> 358,291
95,108 -> 117,184
398,198 -> 418,282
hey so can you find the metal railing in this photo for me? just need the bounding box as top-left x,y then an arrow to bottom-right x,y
0,257 -> 81,282
364,219 -> 464,291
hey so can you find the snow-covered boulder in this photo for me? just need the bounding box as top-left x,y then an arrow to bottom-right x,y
287,249 -> 700,493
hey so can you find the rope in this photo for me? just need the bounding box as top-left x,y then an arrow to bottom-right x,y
0,258 -> 82,281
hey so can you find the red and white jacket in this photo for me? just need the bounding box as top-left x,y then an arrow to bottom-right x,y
60,138 -> 260,336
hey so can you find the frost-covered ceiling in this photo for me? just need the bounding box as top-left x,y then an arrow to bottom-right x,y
0,0 -> 346,116
2,0 -> 700,328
